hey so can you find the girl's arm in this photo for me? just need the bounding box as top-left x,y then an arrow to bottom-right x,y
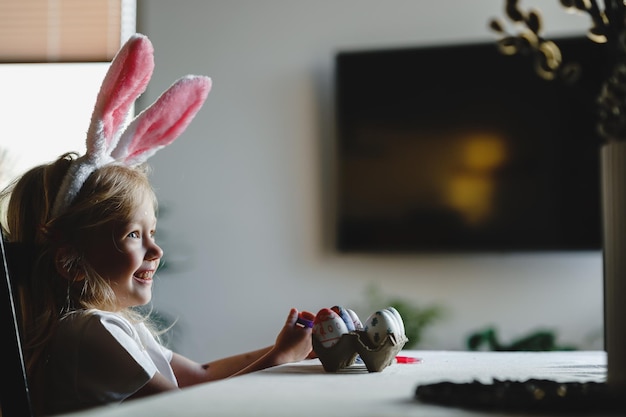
127,372 -> 180,399
170,346 -> 273,386
127,347 -> 274,399
171,308 -> 313,387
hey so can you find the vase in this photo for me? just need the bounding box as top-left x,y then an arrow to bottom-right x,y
601,140 -> 626,392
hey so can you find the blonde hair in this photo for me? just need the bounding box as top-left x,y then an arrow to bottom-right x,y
0,152 -> 158,382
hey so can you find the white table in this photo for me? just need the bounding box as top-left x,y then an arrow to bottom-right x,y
62,350 -> 614,417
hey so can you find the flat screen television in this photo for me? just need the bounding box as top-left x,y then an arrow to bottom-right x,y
335,37 -> 607,253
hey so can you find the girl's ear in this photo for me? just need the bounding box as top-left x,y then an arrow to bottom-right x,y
54,247 -> 86,282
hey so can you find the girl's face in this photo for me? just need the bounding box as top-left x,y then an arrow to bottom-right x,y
84,198 -> 163,310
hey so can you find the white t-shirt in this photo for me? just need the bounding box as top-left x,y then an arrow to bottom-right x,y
43,309 -> 177,414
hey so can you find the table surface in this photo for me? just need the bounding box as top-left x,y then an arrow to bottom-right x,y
61,350 -> 614,417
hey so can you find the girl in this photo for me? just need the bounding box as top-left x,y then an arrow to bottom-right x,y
0,34 -> 313,415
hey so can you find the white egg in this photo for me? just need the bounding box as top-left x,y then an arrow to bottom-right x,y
313,308 -> 349,348
364,309 -> 399,346
385,306 -> 405,336
345,308 -> 363,330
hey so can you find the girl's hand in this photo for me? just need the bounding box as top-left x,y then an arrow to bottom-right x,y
272,308 -> 314,364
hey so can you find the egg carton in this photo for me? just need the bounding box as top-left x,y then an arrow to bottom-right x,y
313,330 -> 408,373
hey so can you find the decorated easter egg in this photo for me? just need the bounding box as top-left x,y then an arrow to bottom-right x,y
345,308 -> 363,330
364,309 -> 399,346
313,308 -> 349,348
330,305 -> 356,331
385,306 -> 405,336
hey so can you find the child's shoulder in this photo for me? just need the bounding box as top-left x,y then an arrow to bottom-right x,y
58,309 -> 139,342
61,308 -> 130,324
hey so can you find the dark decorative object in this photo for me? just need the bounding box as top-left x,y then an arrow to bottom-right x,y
416,379 -> 622,413
489,0 -> 626,393
489,0 -> 626,142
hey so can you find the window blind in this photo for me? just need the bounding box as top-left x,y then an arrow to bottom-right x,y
0,0 -> 135,63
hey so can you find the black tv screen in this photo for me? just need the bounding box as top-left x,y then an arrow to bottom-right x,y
335,37 -> 606,253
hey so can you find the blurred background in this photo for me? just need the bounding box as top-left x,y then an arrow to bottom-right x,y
0,0 -> 603,360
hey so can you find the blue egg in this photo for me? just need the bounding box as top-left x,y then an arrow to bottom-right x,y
331,305 -> 356,331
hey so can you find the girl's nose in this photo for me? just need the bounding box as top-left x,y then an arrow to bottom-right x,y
146,240 -> 164,261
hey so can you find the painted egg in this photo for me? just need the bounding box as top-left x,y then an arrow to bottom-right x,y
345,308 -> 363,330
385,306 -> 405,336
313,308 -> 349,348
330,305 -> 356,331
364,309 -> 399,346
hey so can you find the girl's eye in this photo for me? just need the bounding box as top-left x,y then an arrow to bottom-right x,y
128,231 -> 140,239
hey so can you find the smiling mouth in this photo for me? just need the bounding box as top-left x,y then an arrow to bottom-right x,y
133,271 -> 154,283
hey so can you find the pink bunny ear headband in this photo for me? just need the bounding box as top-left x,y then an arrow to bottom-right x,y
51,33 -> 211,218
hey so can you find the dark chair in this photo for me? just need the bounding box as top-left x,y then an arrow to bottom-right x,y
0,234 -> 33,417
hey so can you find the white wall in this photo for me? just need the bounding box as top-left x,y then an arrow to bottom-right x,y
136,0 -> 603,360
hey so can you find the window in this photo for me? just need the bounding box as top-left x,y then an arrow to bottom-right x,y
0,0 -> 136,62
0,63 -> 110,189
0,0 -> 136,190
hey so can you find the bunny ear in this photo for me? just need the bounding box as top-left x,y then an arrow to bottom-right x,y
51,35 -> 211,219
51,34 -> 155,218
85,34 -> 155,163
111,75 -> 211,166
